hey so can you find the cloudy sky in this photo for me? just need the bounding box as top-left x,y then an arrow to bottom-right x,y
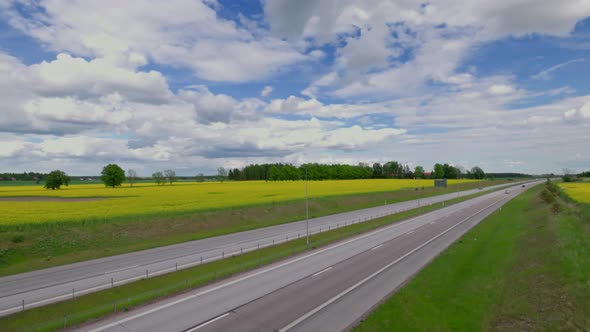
0,0 -> 589,175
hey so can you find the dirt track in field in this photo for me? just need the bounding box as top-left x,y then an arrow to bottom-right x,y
0,196 -> 104,202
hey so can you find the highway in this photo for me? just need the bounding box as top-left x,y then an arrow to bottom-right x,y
0,181 -> 520,316
78,181 -> 541,332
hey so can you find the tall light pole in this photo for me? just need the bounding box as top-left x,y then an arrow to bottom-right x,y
305,167 -> 309,248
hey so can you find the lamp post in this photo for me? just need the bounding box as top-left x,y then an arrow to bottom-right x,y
305,167 -> 309,248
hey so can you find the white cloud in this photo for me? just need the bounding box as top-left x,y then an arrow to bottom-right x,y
564,102 -> 590,121
261,85 -> 273,97
3,0 -> 307,82
24,53 -> 172,103
1,1 -> 590,175
266,0 -> 590,98
487,84 -> 515,95
531,58 -> 587,80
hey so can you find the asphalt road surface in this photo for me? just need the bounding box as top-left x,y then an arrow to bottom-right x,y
77,181 -> 540,332
0,181 -> 522,316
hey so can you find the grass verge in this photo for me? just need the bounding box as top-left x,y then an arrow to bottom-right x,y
0,188 -> 494,332
353,182 -> 590,331
0,181 -> 505,276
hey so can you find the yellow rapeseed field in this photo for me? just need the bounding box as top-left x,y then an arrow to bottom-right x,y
0,179 -> 477,225
559,182 -> 590,204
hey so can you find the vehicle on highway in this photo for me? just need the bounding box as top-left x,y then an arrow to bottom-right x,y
505,190 -> 510,194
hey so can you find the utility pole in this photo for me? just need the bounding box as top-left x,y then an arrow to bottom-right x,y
306,167 -> 309,248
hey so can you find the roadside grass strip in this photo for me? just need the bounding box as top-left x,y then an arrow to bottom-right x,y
354,182 -> 590,331
0,189 -> 493,332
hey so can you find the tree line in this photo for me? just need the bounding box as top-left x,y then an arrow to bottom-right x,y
40,161 -> 490,190
0,172 -> 46,182
227,162 -> 487,181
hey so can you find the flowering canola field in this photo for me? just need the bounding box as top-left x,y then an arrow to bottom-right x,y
0,179 -> 476,225
559,182 -> 590,204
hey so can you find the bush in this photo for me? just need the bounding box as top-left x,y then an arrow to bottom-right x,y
551,202 -> 562,214
546,181 -> 560,195
540,189 -> 555,204
11,234 -> 25,243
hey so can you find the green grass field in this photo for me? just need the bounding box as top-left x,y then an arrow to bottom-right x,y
0,179 -> 491,276
354,182 -> 590,331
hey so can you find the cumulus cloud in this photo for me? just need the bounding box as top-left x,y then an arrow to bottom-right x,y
265,0 -> 590,98
2,0 -> 307,82
0,1 -> 589,174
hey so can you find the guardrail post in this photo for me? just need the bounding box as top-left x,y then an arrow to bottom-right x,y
72,288 -> 75,300
200,256 -> 203,264
241,248 -> 243,255
111,277 -> 114,288
146,270 -> 148,279
22,299 -> 24,311
222,251 -> 224,258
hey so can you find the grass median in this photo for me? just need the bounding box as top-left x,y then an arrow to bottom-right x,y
0,186 -> 499,332
354,181 -> 590,331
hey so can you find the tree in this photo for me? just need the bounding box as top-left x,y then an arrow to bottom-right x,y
127,169 -> 138,187
562,168 -> 575,182
101,164 -> 125,188
372,163 -> 383,178
433,163 -> 444,179
470,166 -> 485,180
414,166 -> 425,179
217,167 -> 228,182
44,170 -> 70,190
153,171 -> 165,185
195,173 -> 205,182
442,164 -> 458,179
164,169 -> 177,185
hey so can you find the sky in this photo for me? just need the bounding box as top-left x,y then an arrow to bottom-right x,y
0,0 -> 589,176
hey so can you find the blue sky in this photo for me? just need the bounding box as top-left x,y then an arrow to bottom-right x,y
0,0 -> 589,175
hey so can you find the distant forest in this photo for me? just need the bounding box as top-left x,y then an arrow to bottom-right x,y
227,162 -> 486,181
0,172 -> 46,182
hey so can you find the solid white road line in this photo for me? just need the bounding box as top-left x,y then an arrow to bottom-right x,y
312,267 -> 333,277
405,230 -> 415,235
370,244 -> 383,250
186,312 -> 231,331
278,197 -> 506,332
104,265 -> 138,275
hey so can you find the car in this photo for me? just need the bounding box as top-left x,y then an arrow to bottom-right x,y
505,190 -> 510,194
522,184 -> 526,187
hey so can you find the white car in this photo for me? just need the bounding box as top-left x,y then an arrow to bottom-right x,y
505,190 -> 510,194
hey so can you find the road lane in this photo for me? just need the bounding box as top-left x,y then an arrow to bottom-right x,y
0,182 -> 521,316
77,181 -> 540,332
